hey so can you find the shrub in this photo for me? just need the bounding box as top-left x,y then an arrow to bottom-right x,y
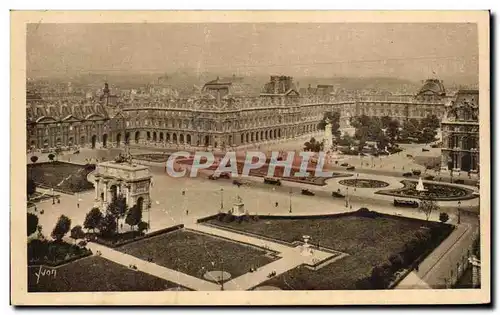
355,208 -> 378,218
388,254 -> 405,271
27,213 -> 39,237
439,212 -> 450,223
222,213 -> 235,223
137,221 -> 149,234
99,215 -> 117,237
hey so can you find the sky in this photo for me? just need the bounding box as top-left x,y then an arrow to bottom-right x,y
26,23 -> 479,82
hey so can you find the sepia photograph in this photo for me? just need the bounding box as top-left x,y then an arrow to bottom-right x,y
10,10 -> 490,305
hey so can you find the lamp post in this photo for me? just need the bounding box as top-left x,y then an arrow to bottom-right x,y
51,188 -> 55,204
289,188 -> 292,213
354,173 -> 359,192
457,201 -> 461,225
345,187 -> 349,208
220,188 -> 224,210
147,201 -> 151,231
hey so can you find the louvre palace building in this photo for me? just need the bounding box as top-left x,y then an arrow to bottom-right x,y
27,75 -> 478,172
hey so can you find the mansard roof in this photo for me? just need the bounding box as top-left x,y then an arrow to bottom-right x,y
26,101 -> 109,124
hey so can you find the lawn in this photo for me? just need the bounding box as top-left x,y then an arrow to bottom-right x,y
205,213 -> 452,290
116,229 -> 278,283
27,161 -> 95,194
28,256 -> 186,292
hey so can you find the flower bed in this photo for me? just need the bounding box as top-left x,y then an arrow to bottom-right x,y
133,153 -> 171,163
376,180 -> 477,201
339,179 -> 390,188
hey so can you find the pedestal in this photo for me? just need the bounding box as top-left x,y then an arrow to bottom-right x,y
232,202 -> 246,217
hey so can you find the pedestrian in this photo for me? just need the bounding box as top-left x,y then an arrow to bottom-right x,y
275,202 -> 279,207
77,203 -> 79,208
34,206 -> 37,212
120,223 -> 123,231
186,209 -> 189,216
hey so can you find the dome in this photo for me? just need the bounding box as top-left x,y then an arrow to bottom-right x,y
417,79 -> 446,96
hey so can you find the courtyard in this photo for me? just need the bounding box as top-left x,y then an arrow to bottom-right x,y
28,256 -> 187,292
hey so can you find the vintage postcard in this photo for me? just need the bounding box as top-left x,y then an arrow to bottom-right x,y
11,11 -> 490,306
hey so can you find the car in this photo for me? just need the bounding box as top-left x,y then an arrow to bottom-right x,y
233,179 -> 243,187
431,144 -> 439,148
219,172 -> 231,179
77,240 -> 87,247
301,189 -> 315,196
346,166 -> 355,171
264,177 -> 282,186
402,172 -> 413,177
73,150 -> 80,154
331,191 -> 345,198
422,148 -> 430,152
406,154 -> 414,158
424,175 -> 435,180
412,169 -> 422,176
208,174 -> 219,180
340,163 -> 349,167
393,199 -> 419,208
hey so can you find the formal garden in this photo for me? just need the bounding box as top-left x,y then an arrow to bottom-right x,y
133,153 -> 171,163
115,229 -> 279,284
27,161 -> 95,194
203,209 -> 454,290
376,180 -> 477,201
28,256 -> 187,292
316,111 -> 441,155
339,179 -> 390,188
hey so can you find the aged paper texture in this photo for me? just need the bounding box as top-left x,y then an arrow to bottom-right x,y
11,10 -> 490,305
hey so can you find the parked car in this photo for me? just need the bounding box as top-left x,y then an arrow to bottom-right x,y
301,189 -> 315,196
77,240 -> 87,247
431,144 -> 439,148
73,150 -> 80,154
424,175 -> 435,180
219,172 -> 231,179
406,154 -> 414,158
393,199 -> 419,208
402,172 -> 413,177
233,179 -> 243,187
208,174 -> 219,180
412,169 -> 422,176
340,162 -> 349,167
422,148 -> 430,152
331,191 -> 345,198
346,166 -> 355,171
264,177 -> 282,186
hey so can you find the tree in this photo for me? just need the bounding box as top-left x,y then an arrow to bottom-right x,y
381,116 -> 392,129
98,215 -> 118,237
107,194 -> 129,233
27,213 -> 39,237
439,212 -> 450,223
303,137 -> 323,152
54,147 -> 62,161
386,120 -> 400,144
420,127 -> 437,144
355,126 -> 368,151
70,225 -> 85,243
30,155 -> 38,164
51,215 -> 71,241
421,114 -> 441,131
317,111 -> 341,140
125,205 -> 143,230
27,177 -> 36,197
83,207 -> 103,233
419,199 -> 439,221
48,153 -> 55,162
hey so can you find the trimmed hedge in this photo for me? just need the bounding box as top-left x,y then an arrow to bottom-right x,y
92,224 -> 184,248
27,239 -> 93,267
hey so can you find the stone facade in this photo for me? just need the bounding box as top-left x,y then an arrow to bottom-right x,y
92,160 -> 152,210
27,77 -> 451,151
440,90 -> 480,173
